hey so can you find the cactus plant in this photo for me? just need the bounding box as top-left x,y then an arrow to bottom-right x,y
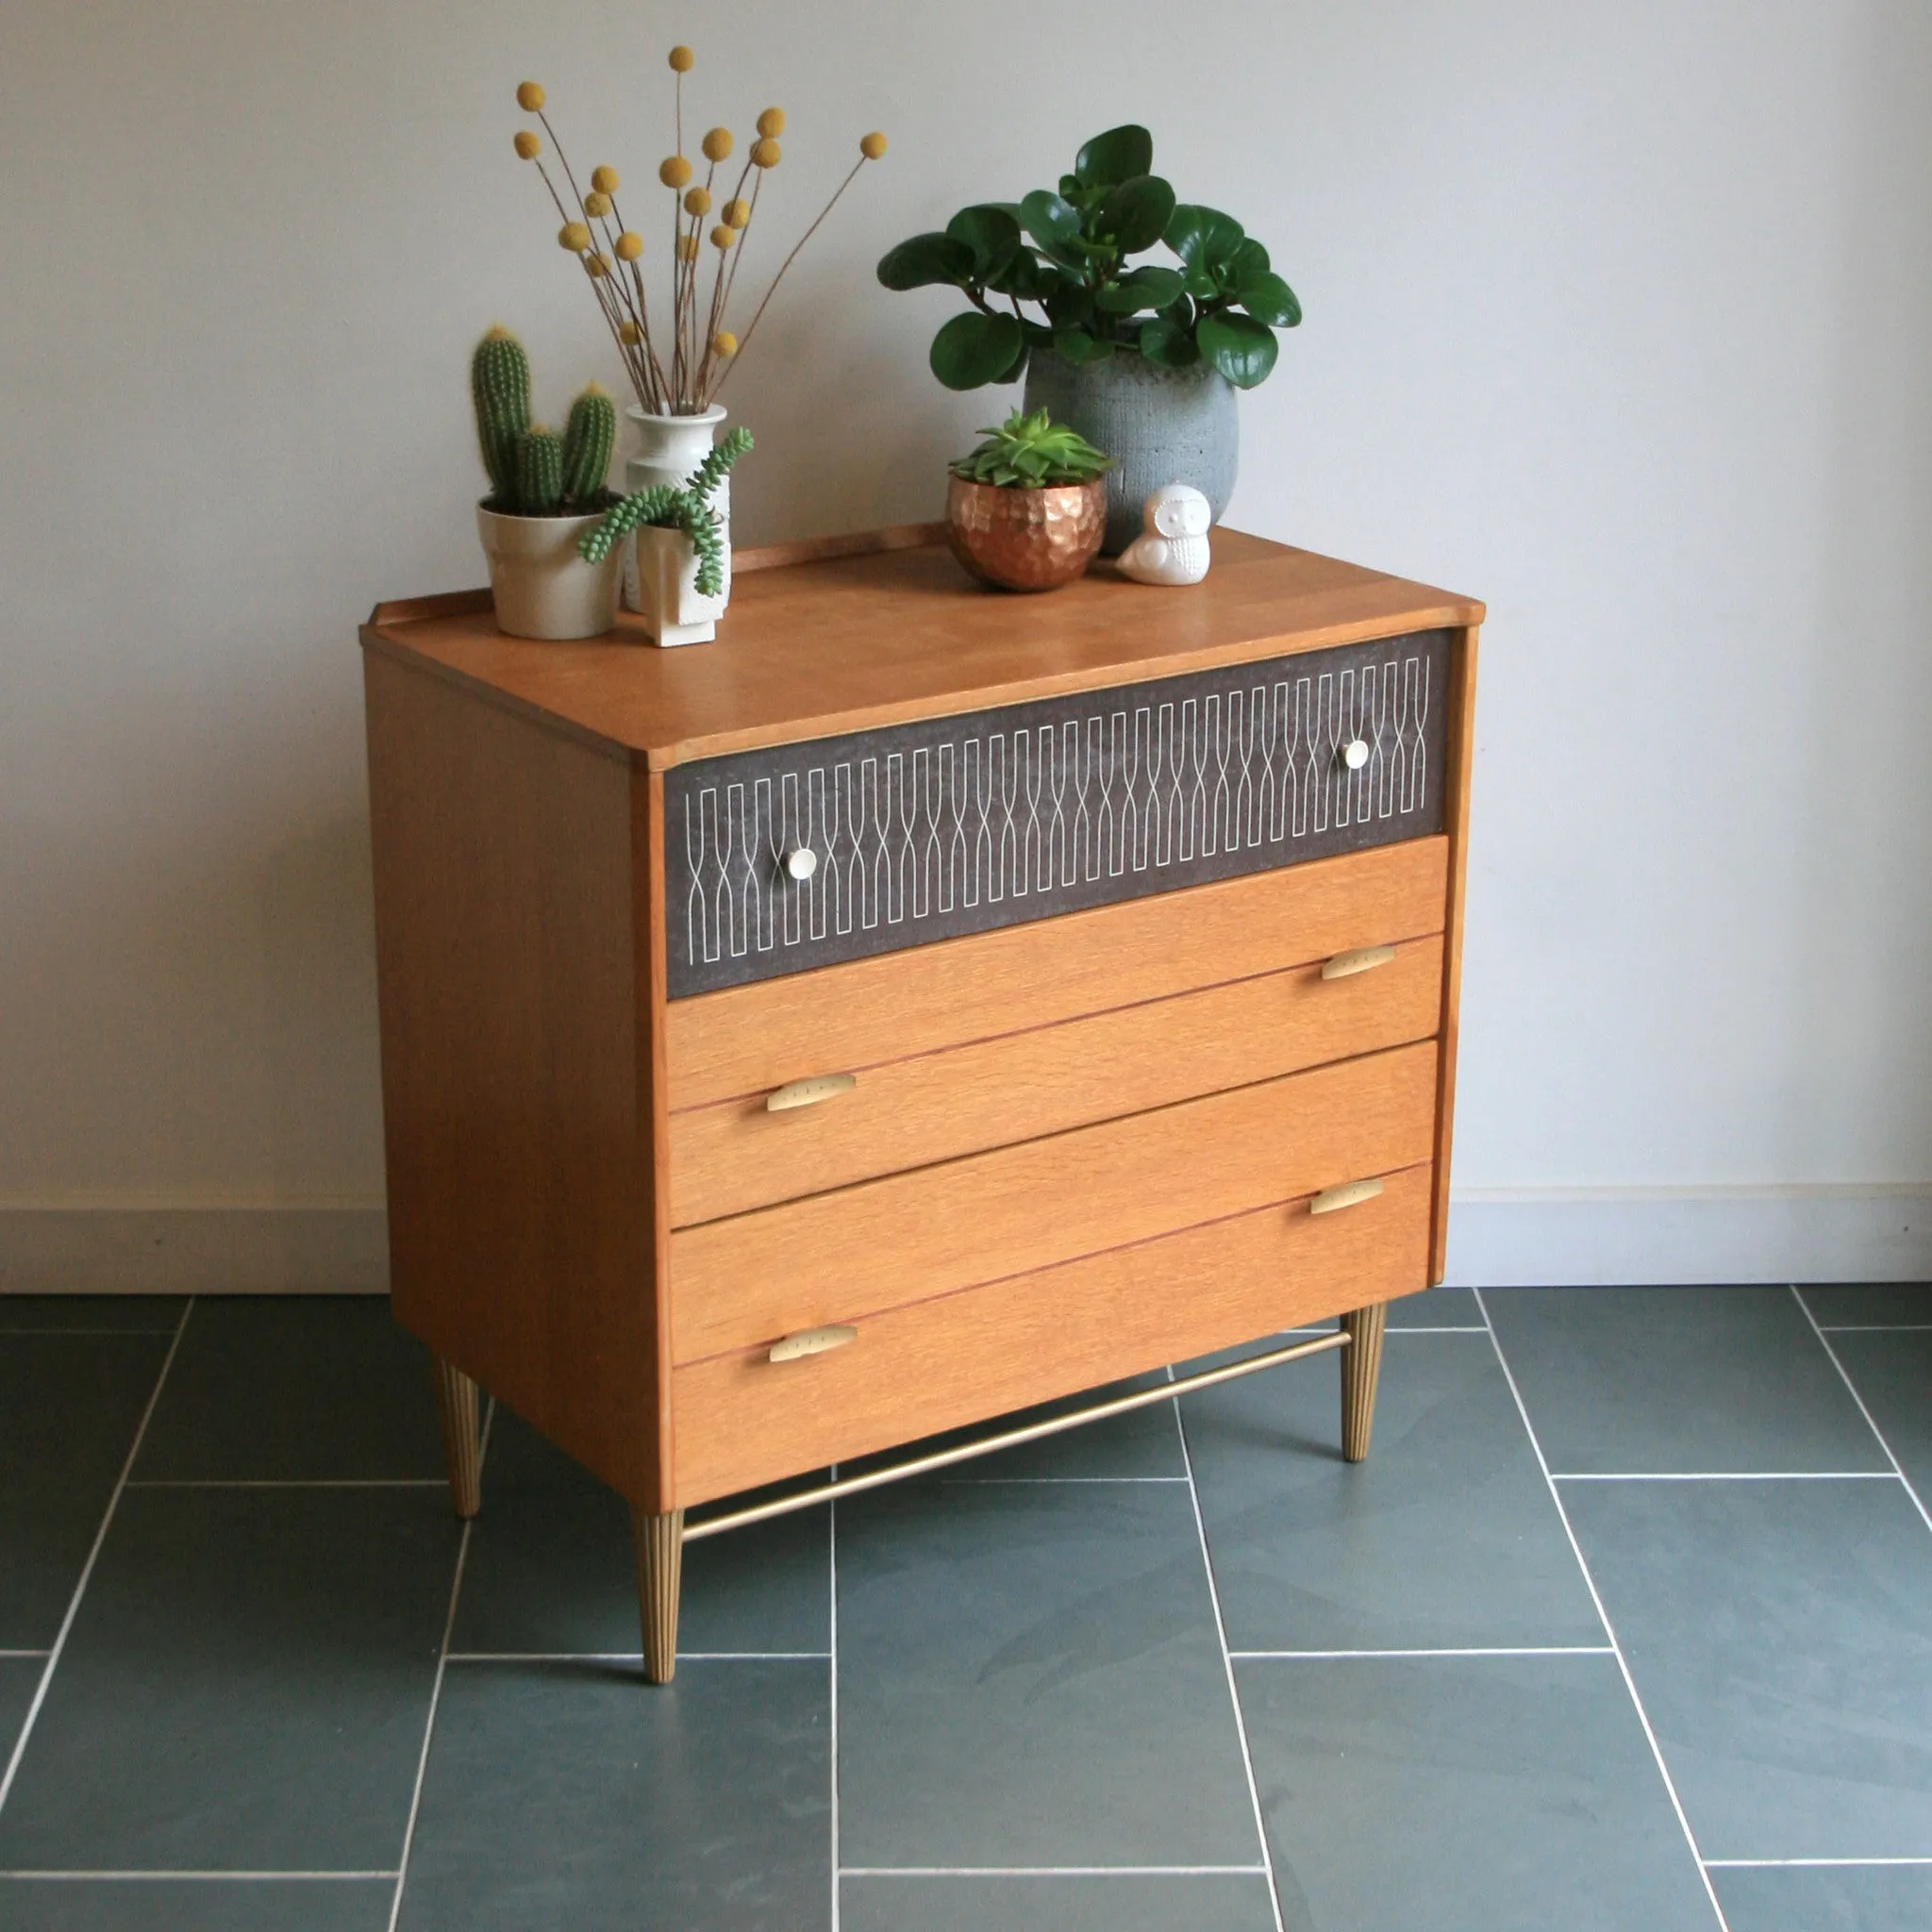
471,327 -> 531,499
560,385 -> 617,503
579,425 -> 752,595
514,426 -> 564,515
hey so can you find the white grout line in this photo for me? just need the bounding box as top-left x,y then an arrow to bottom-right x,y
1791,1288 -> 1932,1540
385,1397 -> 494,1932
939,1475 -> 1190,1485
1168,1376 -> 1288,1932
1551,1472 -> 1898,1483
0,1653 -> 51,1661
1704,1856 -> 1932,1868
0,1869 -> 401,1881
839,1864 -> 1272,1877
443,1651 -> 834,1663
125,1478 -> 447,1490
0,1296 -> 194,1819
829,1469 -> 841,1932
1229,1646 -> 1616,1660
1473,1288 -> 1732,1931
1817,1324 -> 1932,1333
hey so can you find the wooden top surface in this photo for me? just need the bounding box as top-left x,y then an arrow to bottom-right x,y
360,529 -> 1484,770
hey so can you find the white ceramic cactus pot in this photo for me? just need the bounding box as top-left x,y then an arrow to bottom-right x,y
631,525 -> 728,646
624,404 -> 731,620
475,505 -> 620,641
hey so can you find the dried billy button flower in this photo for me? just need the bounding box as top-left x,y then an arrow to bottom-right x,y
683,186 -> 712,216
558,220 -> 591,252
583,190 -> 612,218
860,131 -> 887,159
668,45 -> 693,73
586,252 -> 611,277
658,155 -> 692,189
590,164 -> 619,193
513,130 -> 541,159
751,137 -> 780,168
709,225 -> 737,250
619,321 -> 642,344
722,197 -> 751,229
701,126 -> 733,161
613,230 -> 643,261
757,107 -> 785,138
676,234 -> 700,262
712,330 -> 738,358
516,80 -> 544,110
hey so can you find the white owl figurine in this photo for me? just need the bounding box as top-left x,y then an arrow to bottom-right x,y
1117,483 -> 1212,586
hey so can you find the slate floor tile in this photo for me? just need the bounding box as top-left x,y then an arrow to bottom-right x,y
1802,1282 -> 1932,1327
134,1298 -> 444,1481
840,1873 -> 1276,1930
0,1877 -> 393,1930
1712,1862 -> 1932,1930
1182,1333 -> 1602,1652
1485,1287 -> 1889,1474
0,1332 -> 170,1645
1240,1655 -> 1714,1931
1565,1478 -> 1932,1858
1,1654 -> 44,1757
1828,1329 -> 1932,1499
1387,1284 -> 1483,1327
836,1479 -> 1257,1870
397,1659 -> 828,1931
0,1488 -> 458,1872
0,1295 -> 185,1332
453,1409 -> 828,1657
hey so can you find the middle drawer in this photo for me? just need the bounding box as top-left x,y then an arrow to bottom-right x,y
669,1035 -> 1439,1364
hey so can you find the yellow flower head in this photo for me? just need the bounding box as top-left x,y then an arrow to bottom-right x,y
722,196 -> 751,229
513,130 -> 541,160
860,131 -> 888,160
586,252 -> 611,278
711,330 -> 738,358
676,233 -> 700,262
582,190 -> 612,219
558,220 -> 591,252
709,224 -> 737,250
683,185 -> 711,216
590,164 -> 620,193
701,126 -> 733,162
516,80 -> 545,111
658,154 -> 692,189
613,229 -> 643,261
619,320 -> 642,344
757,107 -> 785,138
668,45 -> 693,73
751,137 -> 780,169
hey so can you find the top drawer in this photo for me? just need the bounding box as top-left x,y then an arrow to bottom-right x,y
664,628 -> 1451,996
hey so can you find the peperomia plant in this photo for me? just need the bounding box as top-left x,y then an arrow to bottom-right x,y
877,125 -> 1300,391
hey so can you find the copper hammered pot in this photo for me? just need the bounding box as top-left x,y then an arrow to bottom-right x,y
944,475 -> 1108,592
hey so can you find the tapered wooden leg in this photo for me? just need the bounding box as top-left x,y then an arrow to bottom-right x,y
1341,1301 -> 1389,1462
431,1357 -> 481,1519
634,1507 -> 684,1685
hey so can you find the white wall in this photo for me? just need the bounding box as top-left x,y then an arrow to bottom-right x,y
3,0 -> 1928,1287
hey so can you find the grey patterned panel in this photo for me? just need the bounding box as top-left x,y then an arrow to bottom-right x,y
666,628 -> 1451,997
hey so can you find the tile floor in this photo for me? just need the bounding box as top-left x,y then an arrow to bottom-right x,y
0,1284 -> 1928,1929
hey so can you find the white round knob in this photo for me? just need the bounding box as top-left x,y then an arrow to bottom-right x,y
785,845 -> 818,882
1342,738 -> 1370,771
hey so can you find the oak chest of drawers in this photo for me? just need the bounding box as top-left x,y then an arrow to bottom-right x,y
359,527 -> 1481,1683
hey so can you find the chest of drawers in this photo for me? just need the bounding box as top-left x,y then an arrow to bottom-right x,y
359,527 -> 1481,1683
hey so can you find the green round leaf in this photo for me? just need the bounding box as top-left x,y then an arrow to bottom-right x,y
946,204 -> 1024,280
989,251 -> 1057,301
1164,204 -> 1245,271
1051,327 -> 1116,366
878,232 -> 976,291
1098,175 -> 1177,255
1020,189 -> 1082,252
1197,310 -> 1278,388
1229,237 -> 1271,280
1074,125 -> 1154,190
1235,271 -> 1302,328
1094,264 -> 1187,314
931,311 -> 1025,390
1138,318 -> 1200,367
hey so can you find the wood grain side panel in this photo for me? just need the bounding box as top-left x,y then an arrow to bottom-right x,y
673,1162 -> 1435,1505
665,837 -> 1448,1112
638,768 -> 676,1511
670,1039 -> 1439,1364
670,935 -> 1445,1225
1430,626 -> 1479,1283
363,651 -> 656,1503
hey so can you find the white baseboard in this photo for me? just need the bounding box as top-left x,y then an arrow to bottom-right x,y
0,1208 -> 389,1295
1443,1186 -> 1932,1287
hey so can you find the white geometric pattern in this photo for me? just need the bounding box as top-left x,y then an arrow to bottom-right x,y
670,634 -> 1442,996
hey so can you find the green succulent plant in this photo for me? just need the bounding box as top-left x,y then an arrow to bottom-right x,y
949,409 -> 1112,489
579,425 -> 754,597
877,125 -> 1301,392
470,327 -> 618,516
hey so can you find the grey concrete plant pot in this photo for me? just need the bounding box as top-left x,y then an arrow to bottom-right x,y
1023,353 -> 1239,555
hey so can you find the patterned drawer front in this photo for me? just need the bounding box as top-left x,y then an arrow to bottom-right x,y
665,628 -> 1452,996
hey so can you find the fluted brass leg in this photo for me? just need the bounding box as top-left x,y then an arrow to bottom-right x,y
635,1507 -> 684,1684
1341,1301 -> 1389,1462
431,1357 -> 481,1518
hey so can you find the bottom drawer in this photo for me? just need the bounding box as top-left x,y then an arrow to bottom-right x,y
672,1160 -> 1434,1506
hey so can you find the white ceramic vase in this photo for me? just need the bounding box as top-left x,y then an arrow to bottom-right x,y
625,404 -> 731,637
631,525 -> 729,645
475,505 -> 620,641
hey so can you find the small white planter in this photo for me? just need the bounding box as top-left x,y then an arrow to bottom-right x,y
632,525 -> 728,646
625,404 -> 732,624
476,505 -> 620,641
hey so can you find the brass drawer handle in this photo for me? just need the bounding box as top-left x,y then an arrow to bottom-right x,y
769,1324 -> 858,1364
766,1072 -> 857,1113
1321,944 -> 1396,980
1309,1176 -> 1386,1216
